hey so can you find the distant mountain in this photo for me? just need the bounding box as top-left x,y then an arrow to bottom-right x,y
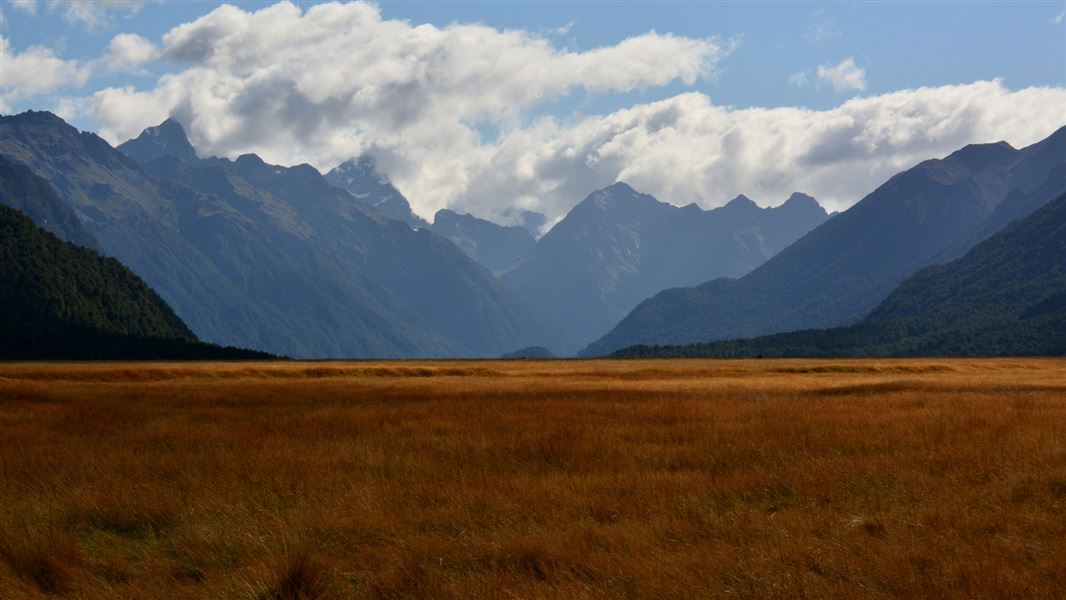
0,111 -> 261,351
0,156 -> 97,249
586,126 -> 1066,356
502,182 -> 829,344
0,201 -> 266,359
940,129 -> 1066,260
2,111 -> 573,358
431,209 -> 535,272
324,155 -> 429,229
503,208 -> 548,237
117,117 -> 199,165
613,192 -> 1066,358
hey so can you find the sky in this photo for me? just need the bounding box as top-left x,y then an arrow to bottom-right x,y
1,0 -> 1065,225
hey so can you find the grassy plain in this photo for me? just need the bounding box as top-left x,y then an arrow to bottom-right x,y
0,358 -> 1064,598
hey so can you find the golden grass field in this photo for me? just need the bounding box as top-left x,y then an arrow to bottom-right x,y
0,358 -> 1064,598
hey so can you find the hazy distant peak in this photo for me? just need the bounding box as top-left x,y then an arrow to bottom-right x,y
434,207 -> 463,218
234,153 -> 267,168
8,110 -> 68,126
290,163 -> 322,178
118,116 -> 198,164
502,207 -> 548,236
154,117 -> 189,138
781,192 -> 823,212
603,181 -> 637,195
723,194 -> 758,211
142,117 -> 192,147
584,181 -> 659,212
333,154 -> 386,180
945,140 -> 1018,174
783,191 -> 816,204
324,153 -> 427,228
430,207 -> 536,272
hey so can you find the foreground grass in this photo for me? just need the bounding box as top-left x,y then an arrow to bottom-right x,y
0,358 -> 1064,598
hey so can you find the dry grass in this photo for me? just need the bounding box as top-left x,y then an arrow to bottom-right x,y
0,358 -> 1064,598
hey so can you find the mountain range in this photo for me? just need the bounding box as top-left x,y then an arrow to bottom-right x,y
0,112 -> 573,358
323,155 -> 430,229
0,156 -> 98,250
585,126 -> 1066,356
0,162 -> 266,360
3,109 -> 1063,361
501,182 -> 830,343
430,209 -> 537,272
612,191 -> 1066,358
327,157 -> 545,272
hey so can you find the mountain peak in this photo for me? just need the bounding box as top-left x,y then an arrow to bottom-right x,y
502,208 -> 548,236
778,192 -> 827,219
8,110 -> 69,127
324,153 -> 427,228
723,194 -> 758,210
434,208 -> 462,221
781,192 -> 821,209
783,192 -> 815,204
585,181 -> 653,211
332,154 -> 385,180
604,181 -> 637,195
154,118 -> 190,141
1039,125 -> 1066,148
234,153 -> 267,168
945,140 -> 1017,174
117,116 -> 198,164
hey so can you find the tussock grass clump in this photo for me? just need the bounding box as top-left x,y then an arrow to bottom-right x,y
258,553 -> 330,600
0,528 -> 86,594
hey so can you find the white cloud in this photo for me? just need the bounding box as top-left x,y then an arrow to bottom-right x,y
1055,10 -> 1064,25
52,95 -> 89,120
553,20 -> 575,36
0,31 -> 152,111
85,1 -> 725,190
0,36 -> 90,107
817,57 -> 867,92
788,71 -> 810,87
101,32 -> 159,71
48,1 -> 145,32
441,80 -> 1066,221
74,3 -> 1065,226
10,0 -> 37,15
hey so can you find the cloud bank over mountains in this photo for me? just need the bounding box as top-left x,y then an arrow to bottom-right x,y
3,1 -> 1064,222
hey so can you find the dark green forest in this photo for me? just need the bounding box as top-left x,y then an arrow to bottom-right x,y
0,203 -> 270,359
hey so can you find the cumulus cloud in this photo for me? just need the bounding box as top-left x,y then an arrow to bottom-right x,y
101,32 -> 159,71
51,96 -> 88,121
445,80 -> 1065,221
0,31 -> 152,111
0,36 -> 90,110
77,2 -> 1065,225
85,1 -> 725,195
817,57 -> 867,92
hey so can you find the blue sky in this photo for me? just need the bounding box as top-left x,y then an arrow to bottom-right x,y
2,1 -> 1065,221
